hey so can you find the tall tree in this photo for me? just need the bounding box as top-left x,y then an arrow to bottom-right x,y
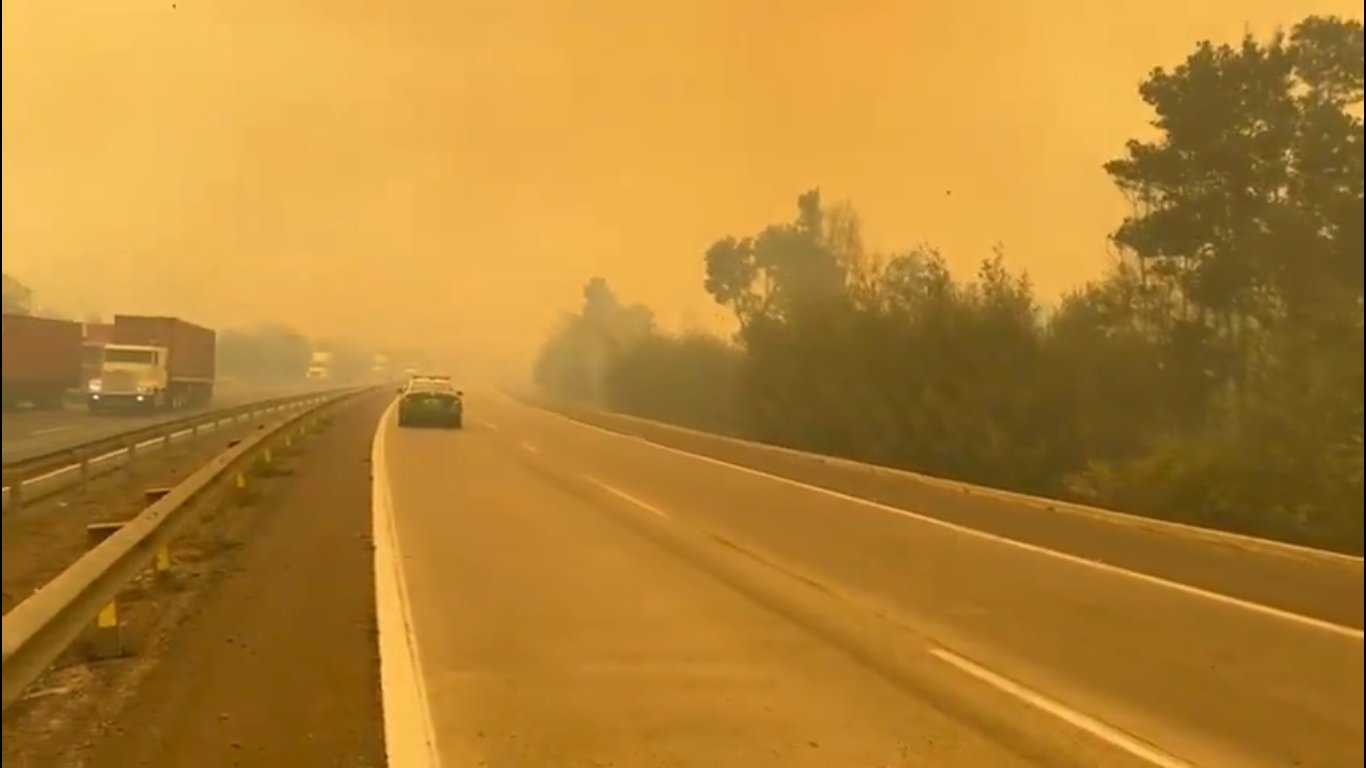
1104,15 -> 1363,335
703,189 -> 849,333
532,14 -> 1365,553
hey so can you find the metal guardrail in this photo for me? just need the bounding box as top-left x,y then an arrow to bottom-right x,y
1,389 -> 359,514
516,393 -> 1364,564
3,389 -> 349,477
0,386 -> 378,711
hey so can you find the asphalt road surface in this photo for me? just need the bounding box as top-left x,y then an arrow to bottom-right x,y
375,392 -> 1363,768
17,389 -> 1354,767
0,380 -> 337,465
535,398 -> 1365,630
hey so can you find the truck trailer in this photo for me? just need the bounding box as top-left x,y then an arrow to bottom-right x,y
2,313 -> 84,410
87,315 -> 217,413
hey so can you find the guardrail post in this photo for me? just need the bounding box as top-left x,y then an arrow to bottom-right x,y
233,461 -> 250,502
84,522 -> 127,659
143,488 -> 175,575
77,452 -> 92,494
278,430 -> 297,457
255,439 -> 294,479
7,478 -> 22,513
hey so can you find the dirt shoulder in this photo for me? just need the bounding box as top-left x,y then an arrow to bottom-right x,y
2,392 -> 390,768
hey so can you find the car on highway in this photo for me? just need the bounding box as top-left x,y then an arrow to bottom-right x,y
396,379 -> 464,429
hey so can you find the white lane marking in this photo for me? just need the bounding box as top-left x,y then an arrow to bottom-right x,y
520,441 -> 540,454
30,425 -> 78,436
372,402 -> 443,768
529,406 -> 1365,641
586,476 -> 673,520
516,399 -> 1364,567
930,648 -> 1194,768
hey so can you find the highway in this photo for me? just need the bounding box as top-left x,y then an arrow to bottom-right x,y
375,393 -> 1363,768
5,390 -> 1358,767
0,380 -> 334,465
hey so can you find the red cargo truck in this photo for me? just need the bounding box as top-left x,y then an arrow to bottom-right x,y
87,315 -> 217,413
2,313 -> 84,410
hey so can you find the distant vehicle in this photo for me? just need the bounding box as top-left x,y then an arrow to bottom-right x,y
87,315 -> 216,413
2,314 -> 83,410
396,379 -> 463,429
402,372 -> 450,390
306,350 -> 334,381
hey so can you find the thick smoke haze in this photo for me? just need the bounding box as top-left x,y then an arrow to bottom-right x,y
3,0 -> 1358,369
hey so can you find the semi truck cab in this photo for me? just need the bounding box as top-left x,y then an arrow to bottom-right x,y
306,350 -> 334,381
87,343 -> 172,410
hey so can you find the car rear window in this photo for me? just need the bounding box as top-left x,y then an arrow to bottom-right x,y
405,391 -> 459,407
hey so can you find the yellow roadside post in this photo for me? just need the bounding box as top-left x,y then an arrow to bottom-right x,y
143,487 -> 176,575
84,522 -> 128,659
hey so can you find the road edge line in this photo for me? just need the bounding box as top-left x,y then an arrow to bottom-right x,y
372,399 -> 442,768
928,648 -> 1194,768
500,393 -> 1361,566
520,400 -> 1364,641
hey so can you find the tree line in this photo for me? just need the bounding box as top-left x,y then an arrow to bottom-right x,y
533,16 -> 1364,554
217,324 -> 316,383
218,325 -> 389,385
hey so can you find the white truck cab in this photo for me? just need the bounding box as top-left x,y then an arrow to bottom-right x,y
87,343 -> 171,409
306,350 -> 335,381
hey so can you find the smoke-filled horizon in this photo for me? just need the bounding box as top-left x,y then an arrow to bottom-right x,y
3,0 -> 1359,365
